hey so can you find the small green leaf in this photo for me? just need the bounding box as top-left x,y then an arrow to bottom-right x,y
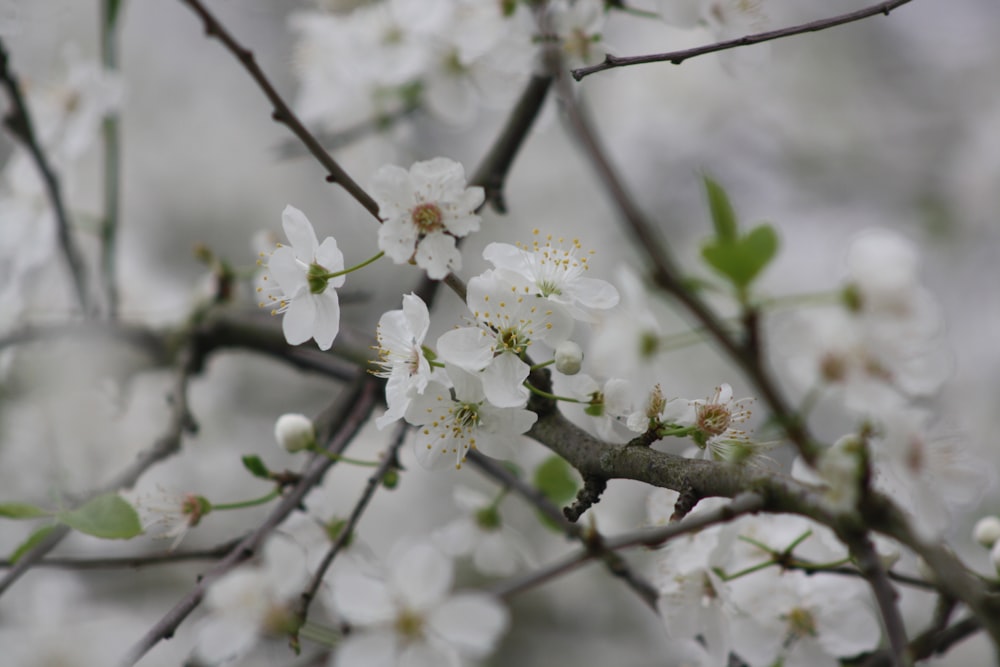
9,524 -> 59,563
0,502 -> 50,519
701,223 -> 779,289
56,493 -> 143,540
703,175 -> 738,242
242,455 -> 271,480
533,455 -> 580,506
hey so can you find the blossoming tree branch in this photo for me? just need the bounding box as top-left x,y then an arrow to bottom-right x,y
0,1 -> 996,667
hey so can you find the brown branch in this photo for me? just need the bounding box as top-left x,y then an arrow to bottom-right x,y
0,38 -> 94,314
178,0 -> 380,220
551,61 -> 817,464
118,374 -> 380,667
572,0 -> 916,80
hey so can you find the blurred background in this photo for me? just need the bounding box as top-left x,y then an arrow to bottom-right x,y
0,0 -> 998,664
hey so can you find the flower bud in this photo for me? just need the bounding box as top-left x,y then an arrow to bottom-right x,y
991,540 -> 1000,576
274,413 -> 315,453
554,341 -> 583,375
974,516 -> 1000,548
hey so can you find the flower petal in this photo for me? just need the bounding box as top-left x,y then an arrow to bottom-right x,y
282,205 -> 319,260
427,592 -> 509,658
311,291 -> 341,350
389,542 -> 453,610
282,295 -> 316,346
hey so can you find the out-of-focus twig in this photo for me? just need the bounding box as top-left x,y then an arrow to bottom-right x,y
99,0 -> 123,317
0,38 -> 93,315
572,0 -> 916,80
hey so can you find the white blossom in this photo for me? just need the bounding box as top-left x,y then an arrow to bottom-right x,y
372,157 -> 484,279
372,293 -> 443,429
483,233 -> 620,322
974,516 -> 1000,549
404,367 -> 537,470
274,413 -> 316,453
437,270 -> 573,408
328,540 -> 509,667
432,485 -> 532,576
554,340 -> 584,375
258,205 -> 345,350
195,537 -> 308,664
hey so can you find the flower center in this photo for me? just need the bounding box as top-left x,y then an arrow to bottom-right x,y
453,403 -> 481,430
411,203 -> 444,233
498,327 -> 528,355
697,404 -> 732,437
395,608 -> 425,640
784,606 -> 817,641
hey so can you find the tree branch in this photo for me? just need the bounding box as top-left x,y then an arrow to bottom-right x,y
572,0 -> 916,80
0,38 -> 94,315
178,0 -> 380,220
118,374 -> 380,667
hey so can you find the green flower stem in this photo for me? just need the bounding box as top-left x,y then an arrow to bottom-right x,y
325,251 -> 385,279
714,558 -> 777,582
298,620 -> 340,647
524,382 -> 584,404
759,290 -> 842,310
530,359 -> 555,371
210,489 -> 281,511
656,425 -> 697,439
306,445 -> 380,468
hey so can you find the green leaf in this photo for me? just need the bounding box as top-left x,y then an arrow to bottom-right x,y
9,524 -> 59,563
0,502 -> 50,519
56,493 -> 143,540
533,455 -> 580,506
242,455 -> 271,480
701,223 -> 779,289
703,175 -> 738,242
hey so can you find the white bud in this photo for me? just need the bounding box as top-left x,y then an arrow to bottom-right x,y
274,413 -> 315,453
973,516 -> 1000,548
874,539 -> 900,570
991,540 -> 1000,576
554,341 -> 584,375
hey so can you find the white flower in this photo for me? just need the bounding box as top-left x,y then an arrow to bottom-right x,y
127,486 -> 208,551
274,413 -> 316,452
555,374 -> 636,443
372,293 -> 443,429
728,569 -> 879,667
195,536 -> 308,664
546,0 -> 606,67
437,270 -> 574,408
404,367 -> 537,470
259,205 -> 345,350
432,485 -> 533,576
483,233 -> 619,322
372,157 -> 484,279
328,540 -> 509,667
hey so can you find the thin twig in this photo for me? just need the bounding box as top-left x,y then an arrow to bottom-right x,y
572,0 -> 916,80
552,57 -> 817,463
294,421 -> 407,624
843,531 -> 912,667
99,0 -> 123,317
467,450 -> 659,610
0,344 -> 199,598
492,492 -> 761,600
178,0 -> 380,220
0,38 -> 93,314
0,537 -> 243,570
118,375 -> 379,667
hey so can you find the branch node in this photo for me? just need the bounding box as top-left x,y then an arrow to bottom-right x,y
564,475 -> 607,522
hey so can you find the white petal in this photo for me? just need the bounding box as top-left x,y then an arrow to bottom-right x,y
330,568 -> 396,625
282,205 -> 319,260
316,237 -> 346,285
282,295 -> 316,346
195,615 -> 260,665
335,631 -> 400,667
427,593 -> 509,658
437,328 -> 494,372
415,232 -> 461,279
481,353 -> 530,408
568,277 -> 619,310
311,291 -> 341,350
401,293 -> 430,341
267,247 -> 307,297
389,542 -> 453,610
378,217 -> 419,264
371,164 -> 415,214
